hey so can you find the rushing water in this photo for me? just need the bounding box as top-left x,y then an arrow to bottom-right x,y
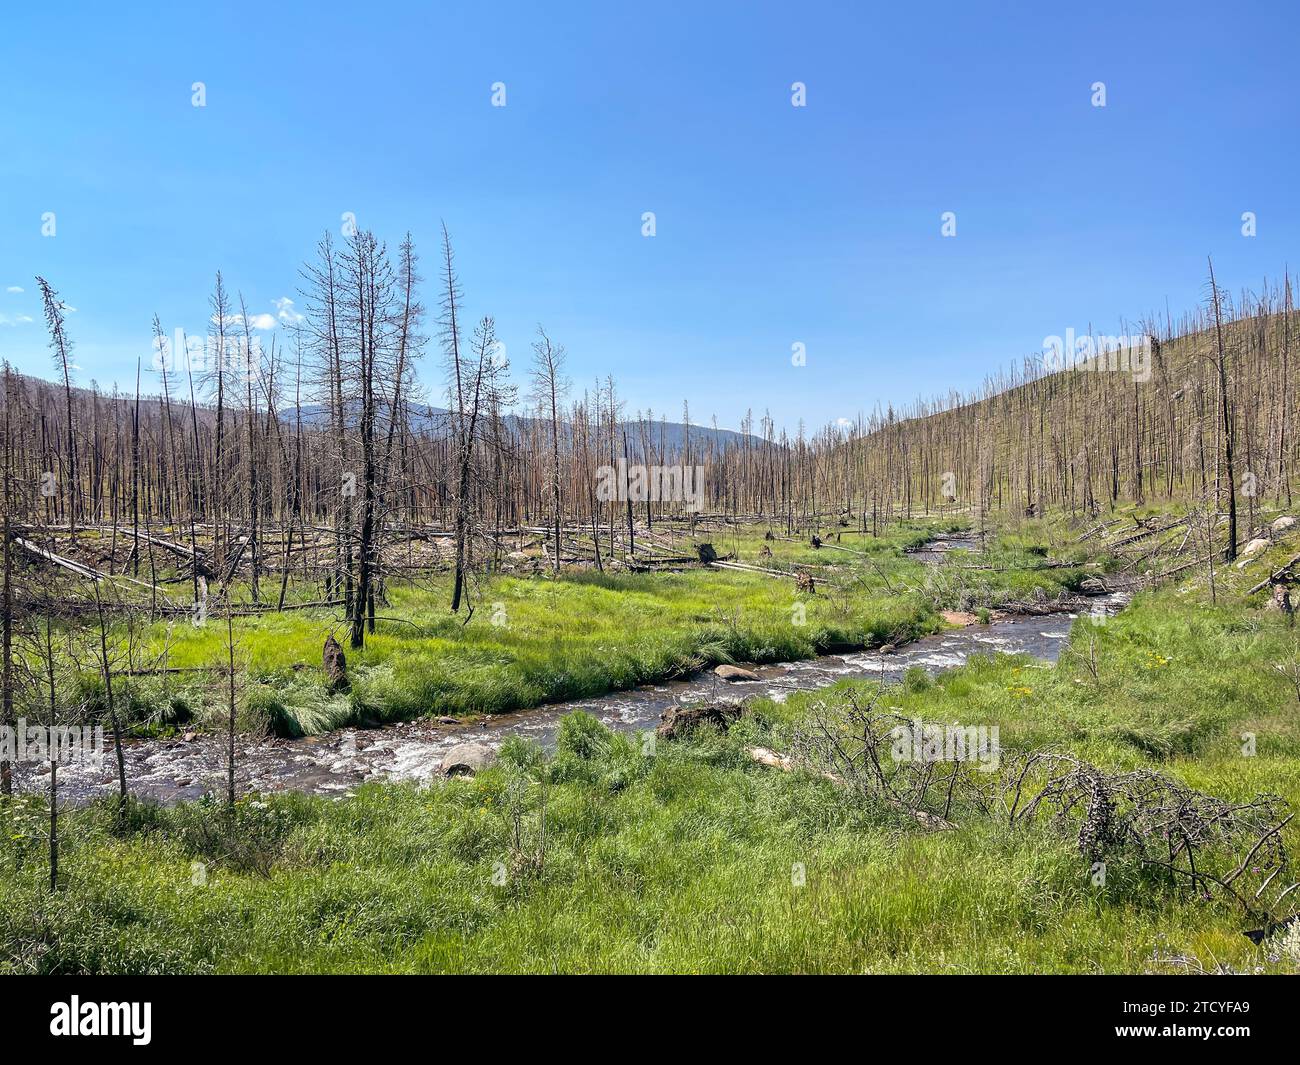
14,541 -> 1122,805
904,534 -> 982,562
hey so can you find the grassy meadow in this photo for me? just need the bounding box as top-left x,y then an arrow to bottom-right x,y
3,509 -> 1297,974
108,520 -> 1090,736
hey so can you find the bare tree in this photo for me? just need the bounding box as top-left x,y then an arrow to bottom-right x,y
531,327 -> 568,574
205,273 -> 233,576
0,365 -> 16,796
36,278 -> 78,534
449,315 -> 514,612
1206,257 -> 1238,561
91,581 -> 129,803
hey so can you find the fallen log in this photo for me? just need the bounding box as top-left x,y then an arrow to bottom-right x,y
816,542 -> 874,557
13,536 -> 104,580
114,528 -> 206,561
996,595 -> 1092,615
1106,518 -> 1188,549
1247,553 -> 1300,596
708,559 -> 792,579
746,746 -> 956,830
1074,518 -> 1123,543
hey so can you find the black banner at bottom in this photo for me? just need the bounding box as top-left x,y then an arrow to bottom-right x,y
0,975 -> 1290,1052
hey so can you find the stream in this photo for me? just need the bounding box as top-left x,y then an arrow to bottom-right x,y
15,539 -> 1124,805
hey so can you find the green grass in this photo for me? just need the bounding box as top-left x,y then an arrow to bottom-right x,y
4,531 -> 1299,973
94,520 -> 1085,737
6,508 -> 1297,973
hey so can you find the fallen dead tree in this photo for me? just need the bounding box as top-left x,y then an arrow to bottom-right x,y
13,535 -> 104,580
1074,518 -> 1126,544
12,535 -> 162,593
1247,553 -> 1300,597
762,688 -> 1299,929
747,744 -> 956,830
708,559 -> 788,578
994,593 -> 1094,615
1105,518 -> 1189,550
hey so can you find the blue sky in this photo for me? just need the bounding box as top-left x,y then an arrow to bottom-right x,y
1,0 -> 1296,431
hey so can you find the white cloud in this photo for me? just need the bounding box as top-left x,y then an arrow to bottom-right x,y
0,313 -> 34,327
5,285 -> 23,294
211,311 -> 274,331
835,417 -> 854,430
273,296 -> 304,327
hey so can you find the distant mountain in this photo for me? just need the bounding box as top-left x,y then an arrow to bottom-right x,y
293,402 -> 765,456
4,373 -> 765,457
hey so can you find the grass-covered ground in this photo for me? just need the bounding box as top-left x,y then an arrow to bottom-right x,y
2,509 -> 1297,973
105,520 -> 1092,736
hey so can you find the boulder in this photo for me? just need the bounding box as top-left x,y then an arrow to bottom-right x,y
658,703 -> 742,741
439,742 -> 496,777
323,635 -> 349,692
714,664 -> 761,682
1272,515 -> 1297,536
1235,538 -> 1270,567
